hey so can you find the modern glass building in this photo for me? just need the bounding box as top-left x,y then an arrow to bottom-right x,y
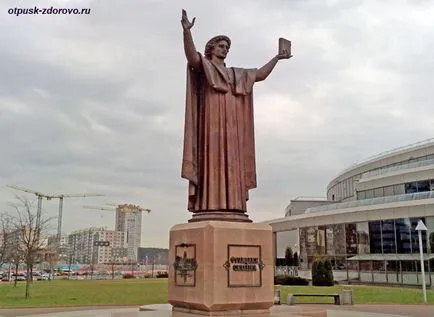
266,138 -> 434,287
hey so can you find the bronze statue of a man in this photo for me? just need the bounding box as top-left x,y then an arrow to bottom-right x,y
180,10 -> 292,222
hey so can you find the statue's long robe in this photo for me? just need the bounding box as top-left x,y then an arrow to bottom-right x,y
181,54 -> 258,213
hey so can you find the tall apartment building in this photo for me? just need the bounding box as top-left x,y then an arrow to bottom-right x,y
68,227 -> 127,265
47,234 -> 69,263
115,204 -> 142,261
93,230 -> 127,264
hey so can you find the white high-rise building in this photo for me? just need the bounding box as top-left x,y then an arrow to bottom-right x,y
68,227 -> 127,264
115,204 -> 142,262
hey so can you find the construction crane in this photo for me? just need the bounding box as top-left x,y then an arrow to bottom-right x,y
106,203 -> 151,213
7,185 -> 104,248
47,192 -> 105,247
84,204 -> 151,214
6,185 -> 50,234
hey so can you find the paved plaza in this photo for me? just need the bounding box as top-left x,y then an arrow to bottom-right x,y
0,304 -> 433,317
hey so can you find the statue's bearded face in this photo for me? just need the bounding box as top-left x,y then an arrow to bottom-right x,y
211,40 -> 229,60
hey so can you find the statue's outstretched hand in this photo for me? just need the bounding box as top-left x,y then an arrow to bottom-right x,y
276,49 -> 292,60
181,9 -> 196,30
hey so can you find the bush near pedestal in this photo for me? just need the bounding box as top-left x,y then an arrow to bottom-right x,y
274,275 -> 309,285
311,257 -> 334,286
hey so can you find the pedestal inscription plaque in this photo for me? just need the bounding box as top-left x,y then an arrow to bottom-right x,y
173,243 -> 197,287
223,244 -> 264,288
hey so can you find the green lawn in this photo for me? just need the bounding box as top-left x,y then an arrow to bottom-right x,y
276,285 -> 434,305
1,279 -> 433,307
0,279 -> 168,308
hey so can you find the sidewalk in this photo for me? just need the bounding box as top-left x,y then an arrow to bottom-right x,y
273,304 -> 434,317
0,304 -> 433,317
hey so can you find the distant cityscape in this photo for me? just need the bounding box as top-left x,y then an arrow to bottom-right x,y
42,204 -> 168,267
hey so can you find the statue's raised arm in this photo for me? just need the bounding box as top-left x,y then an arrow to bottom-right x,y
181,9 -> 200,69
255,48 -> 292,82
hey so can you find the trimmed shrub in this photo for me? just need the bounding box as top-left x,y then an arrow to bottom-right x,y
324,259 -> 334,285
274,275 -> 309,286
123,273 -> 136,279
311,257 -> 334,286
311,260 -> 318,283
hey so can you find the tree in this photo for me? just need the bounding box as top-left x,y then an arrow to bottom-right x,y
46,249 -> 57,281
284,247 -> 294,266
293,252 -> 299,267
0,213 -> 13,268
11,247 -> 22,288
106,256 -> 121,280
10,196 -> 52,299
110,260 -> 116,280
1,212 -> 23,287
429,232 -> 434,253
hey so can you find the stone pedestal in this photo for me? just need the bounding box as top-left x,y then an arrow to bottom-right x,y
168,221 -> 274,315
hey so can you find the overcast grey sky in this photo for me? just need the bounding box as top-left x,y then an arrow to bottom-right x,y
1,0 -> 434,248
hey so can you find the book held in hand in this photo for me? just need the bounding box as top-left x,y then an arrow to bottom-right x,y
278,37 -> 291,56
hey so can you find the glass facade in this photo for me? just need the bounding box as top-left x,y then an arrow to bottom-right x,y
297,148 -> 434,286
367,219 -> 429,254
296,216 -> 434,286
357,222 -> 370,254
357,179 -> 434,200
396,219 -> 412,254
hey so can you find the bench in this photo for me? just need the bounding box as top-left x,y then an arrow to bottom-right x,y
287,293 -> 340,305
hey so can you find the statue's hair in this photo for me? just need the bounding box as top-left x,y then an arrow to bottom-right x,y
204,35 -> 231,60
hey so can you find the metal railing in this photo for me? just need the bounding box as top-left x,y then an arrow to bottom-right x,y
305,191 -> 434,214
291,196 -> 328,201
330,138 -> 434,182
362,157 -> 434,179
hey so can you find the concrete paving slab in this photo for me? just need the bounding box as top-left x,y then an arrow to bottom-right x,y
2,304 -> 433,317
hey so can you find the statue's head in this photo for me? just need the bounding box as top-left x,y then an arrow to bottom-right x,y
204,35 -> 231,60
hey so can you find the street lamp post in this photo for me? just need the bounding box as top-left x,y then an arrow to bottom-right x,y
415,219 -> 428,303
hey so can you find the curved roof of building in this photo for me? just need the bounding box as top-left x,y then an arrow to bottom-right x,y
326,138 -> 434,191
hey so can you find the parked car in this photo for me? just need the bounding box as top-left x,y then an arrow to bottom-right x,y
11,273 -> 26,281
0,273 -> 9,282
31,272 -> 49,280
156,271 -> 168,278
